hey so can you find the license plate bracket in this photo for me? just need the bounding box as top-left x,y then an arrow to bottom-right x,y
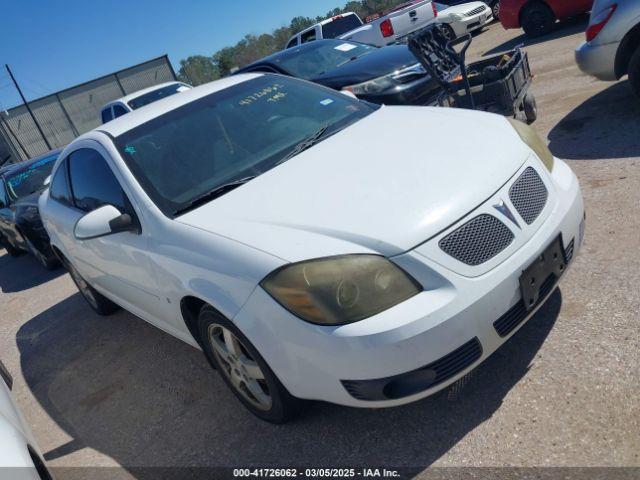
519,236 -> 566,311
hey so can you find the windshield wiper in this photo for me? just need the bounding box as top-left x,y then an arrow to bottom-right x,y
275,124 -> 330,166
173,176 -> 256,216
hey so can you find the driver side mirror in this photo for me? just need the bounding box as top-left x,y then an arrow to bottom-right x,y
74,205 -> 139,240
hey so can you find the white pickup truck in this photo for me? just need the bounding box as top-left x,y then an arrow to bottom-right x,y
285,1 -> 438,49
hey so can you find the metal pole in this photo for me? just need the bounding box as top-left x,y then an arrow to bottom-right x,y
5,64 -> 52,151
55,93 -> 79,136
114,72 -> 126,95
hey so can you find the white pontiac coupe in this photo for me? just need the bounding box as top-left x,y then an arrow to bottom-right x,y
40,74 -> 585,423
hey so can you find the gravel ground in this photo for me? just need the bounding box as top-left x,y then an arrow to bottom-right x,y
0,17 -> 638,479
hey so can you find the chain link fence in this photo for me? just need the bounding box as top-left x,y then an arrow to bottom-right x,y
0,55 -> 176,164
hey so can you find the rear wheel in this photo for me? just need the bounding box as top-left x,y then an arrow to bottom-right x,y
492,0 -> 500,20
520,3 -> 555,37
64,258 -> 119,315
628,47 -> 640,99
198,305 -> 301,423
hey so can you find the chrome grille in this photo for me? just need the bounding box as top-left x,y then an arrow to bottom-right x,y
465,6 -> 486,16
509,167 -> 548,225
439,214 -> 514,266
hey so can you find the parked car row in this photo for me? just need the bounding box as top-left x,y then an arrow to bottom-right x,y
285,0 -> 495,49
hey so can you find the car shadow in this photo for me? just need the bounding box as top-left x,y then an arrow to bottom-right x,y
548,81 -> 640,160
482,16 -> 588,57
0,248 -> 63,293
17,289 -> 562,474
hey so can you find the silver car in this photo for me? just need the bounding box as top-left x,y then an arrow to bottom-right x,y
575,0 -> 640,97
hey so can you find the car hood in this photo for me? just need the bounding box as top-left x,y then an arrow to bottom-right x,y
440,1 -> 489,16
176,107 -> 530,262
312,45 -> 422,88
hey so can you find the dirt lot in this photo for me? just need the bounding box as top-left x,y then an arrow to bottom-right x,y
1,17 -> 638,478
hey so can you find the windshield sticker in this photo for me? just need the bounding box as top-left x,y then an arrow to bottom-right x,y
124,146 -> 137,154
320,99 -> 334,106
334,43 -> 357,52
239,83 -> 287,106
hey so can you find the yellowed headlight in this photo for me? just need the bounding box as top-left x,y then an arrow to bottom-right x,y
261,255 -> 420,325
508,118 -> 554,172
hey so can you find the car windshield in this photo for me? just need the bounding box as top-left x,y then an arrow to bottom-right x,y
5,153 -> 58,201
274,41 -> 376,78
127,83 -> 190,110
321,15 -> 363,39
115,75 -> 375,217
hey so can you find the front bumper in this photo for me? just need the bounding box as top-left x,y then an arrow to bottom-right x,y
234,157 -> 584,407
451,11 -> 494,37
575,40 -> 619,81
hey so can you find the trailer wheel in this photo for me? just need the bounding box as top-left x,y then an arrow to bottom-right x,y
523,93 -> 537,124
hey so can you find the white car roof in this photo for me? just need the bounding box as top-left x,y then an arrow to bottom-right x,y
96,74 -> 262,138
101,81 -> 189,111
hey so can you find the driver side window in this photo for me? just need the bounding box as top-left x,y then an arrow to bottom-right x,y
68,148 -> 127,213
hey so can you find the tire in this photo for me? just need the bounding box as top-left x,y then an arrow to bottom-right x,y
24,236 -> 60,270
492,1 -> 500,20
523,93 -> 538,124
2,239 -> 23,257
198,305 -> 301,423
64,258 -> 119,315
629,46 -> 640,99
520,3 -> 555,38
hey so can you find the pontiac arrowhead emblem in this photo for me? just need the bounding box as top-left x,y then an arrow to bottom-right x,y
494,200 -> 520,229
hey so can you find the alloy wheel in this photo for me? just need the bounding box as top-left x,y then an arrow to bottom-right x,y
208,324 -> 272,411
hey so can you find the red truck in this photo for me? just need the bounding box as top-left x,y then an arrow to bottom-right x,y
500,0 -> 593,37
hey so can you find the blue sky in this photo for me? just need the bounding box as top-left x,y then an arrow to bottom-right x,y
0,0 -> 345,110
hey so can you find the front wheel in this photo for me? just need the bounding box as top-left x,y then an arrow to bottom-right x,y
520,3 -> 555,37
198,305 -> 301,423
628,47 -> 640,99
65,258 -> 119,315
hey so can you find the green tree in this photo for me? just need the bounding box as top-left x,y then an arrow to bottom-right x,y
178,0 -> 415,77
177,55 -> 219,85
